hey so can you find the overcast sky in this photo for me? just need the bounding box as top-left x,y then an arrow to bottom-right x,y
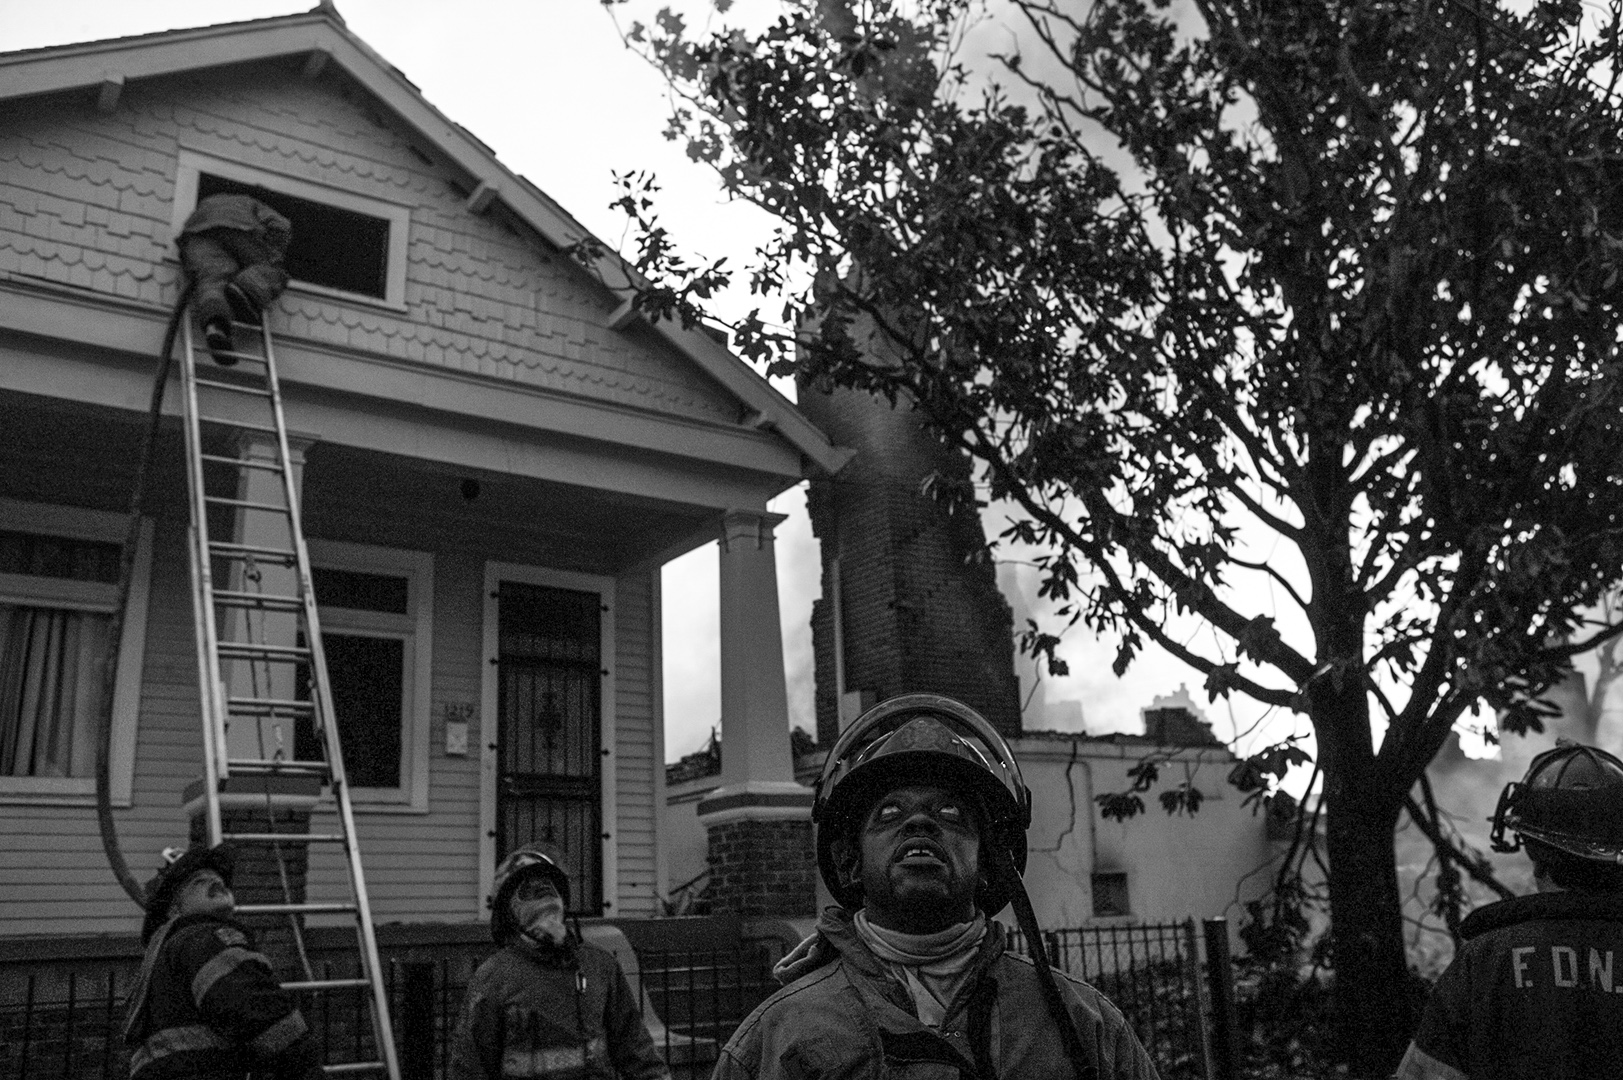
3,0 -> 1266,763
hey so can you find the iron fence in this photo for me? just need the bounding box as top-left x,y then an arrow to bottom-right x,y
2,919 -> 1234,1080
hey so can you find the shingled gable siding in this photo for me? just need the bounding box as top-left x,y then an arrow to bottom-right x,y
0,61 -> 739,424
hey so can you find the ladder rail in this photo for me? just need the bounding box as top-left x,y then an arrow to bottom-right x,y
251,322 -> 402,1080
180,318 -> 401,1080
178,319 -> 229,842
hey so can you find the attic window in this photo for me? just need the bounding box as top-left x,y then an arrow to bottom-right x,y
197,174 -> 390,299
172,150 -> 411,309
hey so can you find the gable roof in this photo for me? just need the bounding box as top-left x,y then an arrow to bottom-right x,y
0,4 -> 851,477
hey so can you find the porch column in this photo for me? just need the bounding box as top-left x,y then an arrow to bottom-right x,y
189,432 -> 320,971
222,432 -> 313,765
696,509 -> 816,918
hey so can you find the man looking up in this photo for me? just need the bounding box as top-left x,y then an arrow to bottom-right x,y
713,694 -> 1159,1079
1397,742 -> 1623,1080
121,844 -> 323,1080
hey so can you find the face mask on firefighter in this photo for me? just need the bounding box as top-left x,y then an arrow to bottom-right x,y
511,875 -> 567,945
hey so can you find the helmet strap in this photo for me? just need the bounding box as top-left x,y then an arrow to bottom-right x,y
999,851 -> 1097,1080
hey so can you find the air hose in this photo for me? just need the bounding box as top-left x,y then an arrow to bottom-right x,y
95,281 -> 193,909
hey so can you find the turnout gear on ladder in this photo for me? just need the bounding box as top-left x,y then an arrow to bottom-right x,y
176,312 -> 400,1079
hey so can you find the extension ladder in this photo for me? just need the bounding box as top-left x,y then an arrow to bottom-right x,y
177,313 -> 400,1080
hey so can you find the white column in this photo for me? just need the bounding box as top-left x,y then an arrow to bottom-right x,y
223,432 -> 312,764
698,508 -> 812,821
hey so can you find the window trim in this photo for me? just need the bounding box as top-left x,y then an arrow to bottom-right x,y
0,498 -> 152,806
307,539 -> 433,813
170,148 -> 412,312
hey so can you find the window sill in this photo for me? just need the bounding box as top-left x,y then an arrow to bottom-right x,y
0,790 -> 134,809
287,280 -> 409,315
310,793 -> 431,816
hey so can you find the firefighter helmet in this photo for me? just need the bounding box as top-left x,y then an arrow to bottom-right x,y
489,843 -> 571,943
813,694 -> 1031,915
140,844 -> 236,945
1490,742 -> 1623,863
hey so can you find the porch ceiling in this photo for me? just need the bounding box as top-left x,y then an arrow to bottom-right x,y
300,442 -> 719,576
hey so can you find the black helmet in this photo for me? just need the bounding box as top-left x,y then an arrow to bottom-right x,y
813,694 -> 1031,915
488,842 -> 571,943
1490,742 -> 1623,863
141,844 -> 236,945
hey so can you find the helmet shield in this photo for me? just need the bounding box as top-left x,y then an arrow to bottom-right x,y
814,694 -> 1030,914
1490,743 -> 1623,863
489,843 -> 571,943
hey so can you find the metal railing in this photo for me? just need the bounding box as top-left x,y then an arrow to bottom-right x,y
2,918 -> 1237,1080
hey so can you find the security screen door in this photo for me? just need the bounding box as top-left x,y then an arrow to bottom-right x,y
494,580 -> 603,914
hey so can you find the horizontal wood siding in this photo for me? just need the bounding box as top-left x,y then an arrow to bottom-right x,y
0,64 -> 738,423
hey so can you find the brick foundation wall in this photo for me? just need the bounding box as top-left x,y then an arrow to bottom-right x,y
704,819 -> 816,919
189,803 -> 312,975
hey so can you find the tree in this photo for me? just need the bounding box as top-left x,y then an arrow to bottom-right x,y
597,0 -> 1623,1070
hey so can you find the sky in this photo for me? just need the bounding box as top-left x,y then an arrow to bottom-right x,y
0,0 -> 1289,764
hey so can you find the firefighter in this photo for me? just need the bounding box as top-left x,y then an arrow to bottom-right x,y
1397,742 -> 1623,1080
448,843 -> 670,1080
121,844 -> 323,1080
177,192 -> 291,364
713,694 -> 1159,1080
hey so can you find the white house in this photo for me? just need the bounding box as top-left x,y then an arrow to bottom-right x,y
0,7 -> 845,939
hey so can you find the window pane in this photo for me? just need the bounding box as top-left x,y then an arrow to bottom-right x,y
0,604 -> 109,777
0,531 -> 120,583
297,634 -> 404,789
1091,872 -> 1130,917
311,567 -> 409,614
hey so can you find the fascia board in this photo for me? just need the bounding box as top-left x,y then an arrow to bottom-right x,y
0,12 -> 853,477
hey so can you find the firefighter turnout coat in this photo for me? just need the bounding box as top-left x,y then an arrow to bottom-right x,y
713,907 -> 1159,1080
1397,891 -> 1623,1080
447,937 -> 670,1080
121,913 -> 322,1080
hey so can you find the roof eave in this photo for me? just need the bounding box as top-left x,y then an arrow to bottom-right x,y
0,8 -> 853,479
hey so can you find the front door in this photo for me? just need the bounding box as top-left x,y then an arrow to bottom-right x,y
494,580 -> 603,914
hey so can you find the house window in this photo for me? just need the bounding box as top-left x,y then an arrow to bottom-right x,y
171,150 -> 411,309
1092,871 -> 1131,918
0,500 -> 152,803
299,541 -> 432,811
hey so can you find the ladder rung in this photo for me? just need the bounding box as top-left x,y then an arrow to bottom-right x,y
200,452 -> 285,473
204,495 -> 290,515
194,377 -> 273,398
213,589 -> 305,613
223,832 -> 346,844
227,756 -> 328,774
195,345 -> 268,364
322,1063 -> 390,1076
281,977 -> 371,993
216,641 -> 310,662
198,416 -> 281,437
209,541 -> 298,565
237,902 -> 356,916
226,697 -> 315,717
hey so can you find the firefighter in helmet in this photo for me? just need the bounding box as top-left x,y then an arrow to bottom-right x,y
712,694 -> 1159,1080
1398,742 -> 1623,1080
121,844 -> 323,1080
448,843 -> 670,1080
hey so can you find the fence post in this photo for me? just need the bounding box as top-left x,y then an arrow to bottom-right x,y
398,960 -> 436,1080
1202,918 -> 1240,1080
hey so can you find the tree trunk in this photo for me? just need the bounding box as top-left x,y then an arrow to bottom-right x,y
1317,703 -> 1413,1075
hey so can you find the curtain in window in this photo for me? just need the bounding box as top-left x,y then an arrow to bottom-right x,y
0,603 -> 110,778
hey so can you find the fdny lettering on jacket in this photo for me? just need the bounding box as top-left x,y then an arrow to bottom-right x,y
1504,944 -> 1622,991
